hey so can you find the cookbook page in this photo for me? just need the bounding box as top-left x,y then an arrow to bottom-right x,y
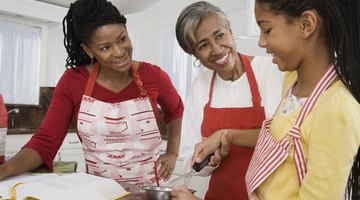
0,173 -> 130,200
0,173 -> 63,199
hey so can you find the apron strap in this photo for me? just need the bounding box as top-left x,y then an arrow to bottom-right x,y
286,64 -> 337,186
83,62 -> 148,97
246,65 -> 337,198
131,64 -> 148,97
240,54 -> 262,107
206,72 -> 217,107
206,53 -> 261,107
84,62 -> 100,97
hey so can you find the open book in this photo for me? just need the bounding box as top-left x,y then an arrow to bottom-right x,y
0,173 -> 130,200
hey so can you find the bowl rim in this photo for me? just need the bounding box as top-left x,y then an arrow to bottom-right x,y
139,185 -> 196,194
140,185 -> 172,189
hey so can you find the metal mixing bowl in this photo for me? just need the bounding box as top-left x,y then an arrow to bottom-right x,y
139,186 -> 196,200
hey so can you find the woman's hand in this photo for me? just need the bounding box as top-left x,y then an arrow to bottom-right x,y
156,152 -> 177,181
171,185 -> 202,200
192,129 -> 232,165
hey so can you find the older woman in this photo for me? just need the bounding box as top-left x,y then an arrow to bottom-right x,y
175,1 -> 283,199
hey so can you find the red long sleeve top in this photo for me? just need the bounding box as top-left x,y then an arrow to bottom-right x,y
24,62 -> 184,168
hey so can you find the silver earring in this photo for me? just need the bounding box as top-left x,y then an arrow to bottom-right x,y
193,58 -> 201,68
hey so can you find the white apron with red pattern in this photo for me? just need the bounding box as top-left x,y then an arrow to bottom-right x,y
77,63 -> 162,185
246,65 -> 337,199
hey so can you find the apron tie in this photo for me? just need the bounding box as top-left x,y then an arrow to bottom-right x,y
288,125 -> 306,185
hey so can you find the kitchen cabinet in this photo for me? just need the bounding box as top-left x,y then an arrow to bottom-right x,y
5,133 -> 32,159
53,132 -> 85,172
5,132 -> 85,172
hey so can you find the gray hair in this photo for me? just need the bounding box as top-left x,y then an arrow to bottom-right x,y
175,1 -> 229,54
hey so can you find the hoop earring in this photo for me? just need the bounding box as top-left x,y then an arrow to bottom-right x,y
89,57 -> 94,68
193,58 -> 201,68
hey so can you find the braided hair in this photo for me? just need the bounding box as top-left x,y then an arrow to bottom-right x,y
256,0 -> 360,199
62,0 -> 127,69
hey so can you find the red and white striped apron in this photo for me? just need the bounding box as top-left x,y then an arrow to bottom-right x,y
77,63 -> 162,185
246,65 -> 337,199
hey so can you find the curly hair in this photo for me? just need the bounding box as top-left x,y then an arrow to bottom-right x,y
62,0 -> 127,69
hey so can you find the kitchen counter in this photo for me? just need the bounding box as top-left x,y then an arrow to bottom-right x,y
6,127 -> 38,134
6,127 -> 77,135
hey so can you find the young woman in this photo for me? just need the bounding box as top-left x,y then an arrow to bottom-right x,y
0,0 -> 184,186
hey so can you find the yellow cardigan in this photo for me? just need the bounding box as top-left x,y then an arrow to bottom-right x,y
256,72 -> 360,200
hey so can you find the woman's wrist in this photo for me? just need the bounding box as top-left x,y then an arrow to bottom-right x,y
0,162 -> 10,180
165,151 -> 178,158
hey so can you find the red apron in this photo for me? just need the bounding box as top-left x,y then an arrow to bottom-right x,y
245,65 -> 337,199
201,54 -> 265,200
77,63 -> 162,185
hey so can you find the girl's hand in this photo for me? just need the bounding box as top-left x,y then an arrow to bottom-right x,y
219,130 -> 232,156
156,152 -> 177,181
171,185 -> 202,200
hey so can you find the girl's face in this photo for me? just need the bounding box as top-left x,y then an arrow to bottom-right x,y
255,3 -> 303,72
192,14 -> 238,75
82,23 -> 133,73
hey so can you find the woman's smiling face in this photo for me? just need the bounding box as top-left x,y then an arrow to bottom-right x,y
82,23 -> 133,73
192,14 -> 238,75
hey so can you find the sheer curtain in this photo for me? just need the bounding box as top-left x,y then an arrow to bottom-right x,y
0,19 -> 40,105
161,23 -> 206,101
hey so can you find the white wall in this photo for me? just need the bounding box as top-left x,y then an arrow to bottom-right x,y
144,0 -> 250,37
0,0 -> 258,86
126,13 -> 164,65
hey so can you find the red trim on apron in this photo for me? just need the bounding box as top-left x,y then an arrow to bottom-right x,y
77,63 -> 162,185
0,95 -> 7,164
246,65 -> 337,199
201,54 -> 265,200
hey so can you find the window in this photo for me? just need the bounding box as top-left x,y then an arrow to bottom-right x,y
161,23 -> 206,102
0,19 -> 41,105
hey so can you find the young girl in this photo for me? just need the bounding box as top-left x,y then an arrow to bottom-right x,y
245,0 -> 360,199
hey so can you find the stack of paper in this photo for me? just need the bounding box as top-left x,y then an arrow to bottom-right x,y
0,173 -> 130,200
